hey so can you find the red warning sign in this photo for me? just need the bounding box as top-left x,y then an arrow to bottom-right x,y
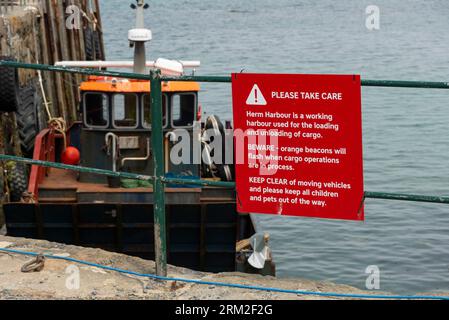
231,73 -> 364,221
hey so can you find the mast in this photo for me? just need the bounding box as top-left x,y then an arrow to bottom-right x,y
56,0 -> 200,76
129,0 -> 151,74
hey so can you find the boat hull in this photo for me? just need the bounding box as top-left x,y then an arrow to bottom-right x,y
4,202 -> 275,275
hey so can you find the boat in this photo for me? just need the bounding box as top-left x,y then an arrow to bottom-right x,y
0,0 -> 274,276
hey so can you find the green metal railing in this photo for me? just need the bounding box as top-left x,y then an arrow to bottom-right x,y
1,60 -> 449,89
2,60 -> 449,276
150,70 -> 167,276
2,154 -> 449,203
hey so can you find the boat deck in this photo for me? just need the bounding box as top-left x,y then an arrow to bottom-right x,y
40,168 -> 201,193
37,169 -> 234,204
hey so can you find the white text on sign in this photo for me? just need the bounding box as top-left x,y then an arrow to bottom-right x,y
271,91 -> 343,101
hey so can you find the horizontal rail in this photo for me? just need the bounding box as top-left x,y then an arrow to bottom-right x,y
2,155 -> 449,205
0,61 -> 153,80
364,191 -> 449,204
362,79 -> 449,89
163,176 -> 235,188
0,154 -> 153,181
163,75 -> 232,83
1,60 -> 449,89
162,76 -> 449,89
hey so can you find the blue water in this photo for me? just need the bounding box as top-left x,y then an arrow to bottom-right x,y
99,0 -> 449,294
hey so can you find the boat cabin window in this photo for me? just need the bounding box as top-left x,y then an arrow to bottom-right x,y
84,93 -> 109,128
171,93 -> 196,127
112,93 -> 138,128
142,93 -> 168,129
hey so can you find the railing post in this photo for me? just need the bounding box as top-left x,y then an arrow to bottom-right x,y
150,69 -> 167,276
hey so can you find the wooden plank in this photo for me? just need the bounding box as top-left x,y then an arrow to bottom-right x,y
39,0 -> 58,117
56,0 -> 76,122
47,0 -> 68,120
66,0 -> 81,118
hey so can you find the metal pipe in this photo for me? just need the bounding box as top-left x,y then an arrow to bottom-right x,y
150,70 -> 167,277
363,191 -> 449,204
133,0 -> 148,74
135,0 -> 145,28
54,60 -> 201,69
164,137 -> 169,173
4,154 -> 449,205
361,80 -> 449,89
105,133 -> 119,172
164,132 -> 177,173
3,61 -> 449,89
0,154 -> 154,181
120,138 -> 150,168
133,43 -> 146,74
0,60 -> 155,80
163,176 -> 235,188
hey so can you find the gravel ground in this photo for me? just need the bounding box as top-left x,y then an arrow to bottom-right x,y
0,235 -> 445,300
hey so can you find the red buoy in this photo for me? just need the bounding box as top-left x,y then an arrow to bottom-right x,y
61,146 -> 80,165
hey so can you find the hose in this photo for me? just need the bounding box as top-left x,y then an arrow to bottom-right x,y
0,247 -> 448,300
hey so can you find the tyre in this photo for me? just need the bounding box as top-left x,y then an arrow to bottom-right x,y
93,30 -> 102,60
84,28 -> 94,61
0,168 -> 4,201
205,115 -> 225,137
0,56 -> 20,113
7,162 -> 29,202
16,85 -> 40,156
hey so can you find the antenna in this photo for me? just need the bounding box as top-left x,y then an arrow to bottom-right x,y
129,0 -> 151,74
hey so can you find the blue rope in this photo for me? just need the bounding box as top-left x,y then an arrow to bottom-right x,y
1,247 -> 448,300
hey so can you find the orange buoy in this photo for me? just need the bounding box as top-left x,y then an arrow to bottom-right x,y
61,147 -> 80,165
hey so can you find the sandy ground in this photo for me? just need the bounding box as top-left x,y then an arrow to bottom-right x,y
0,235 -> 445,300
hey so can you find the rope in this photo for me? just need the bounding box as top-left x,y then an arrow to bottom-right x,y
0,247 -> 447,300
3,166 -> 10,203
80,8 -> 98,31
37,67 -> 51,120
36,59 -> 68,149
48,117 -> 67,149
